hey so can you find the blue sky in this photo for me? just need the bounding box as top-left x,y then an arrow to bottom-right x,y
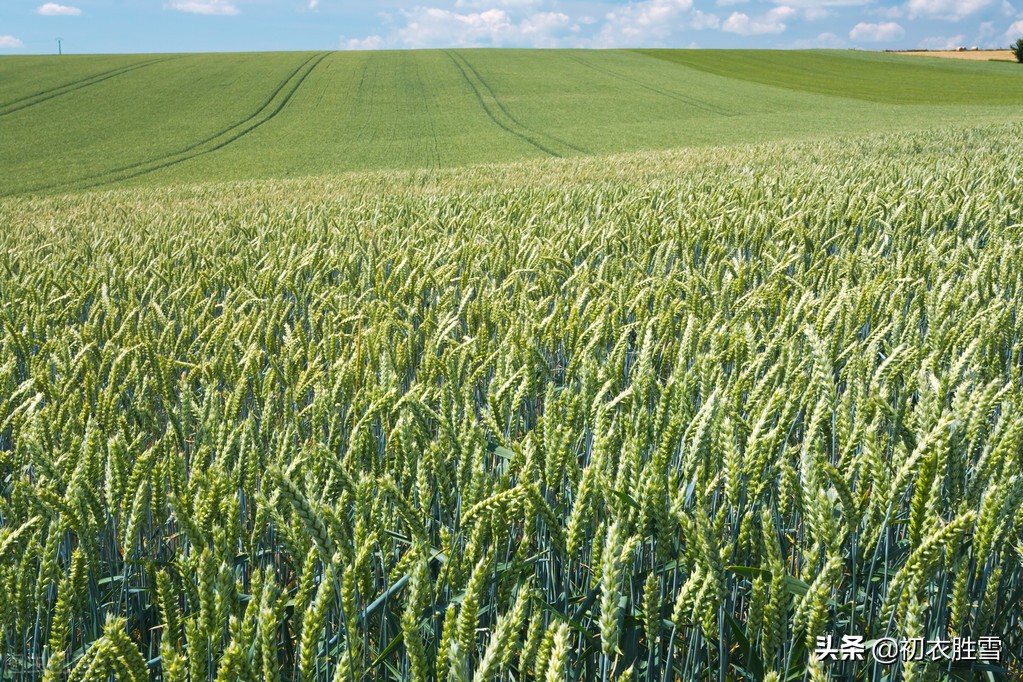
1,0 -> 1021,54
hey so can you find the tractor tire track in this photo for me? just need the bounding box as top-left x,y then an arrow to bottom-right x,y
413,55 -> 441,169
0,59 -> 156,108
19,52 -> 329,196
0,58 -> 173,119
444,50 -> 581,158
78,51 -> 331,190
454,51 -> 587,154
0,58 -> 168,109
92,52 -> 325,179
345,53 -> 376,157
566,53 -> 737,118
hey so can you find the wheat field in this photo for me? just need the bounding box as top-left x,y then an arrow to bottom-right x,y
0,124 -> 1021,681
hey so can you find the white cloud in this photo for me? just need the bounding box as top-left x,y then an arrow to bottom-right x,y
690,9 -> 722,27
849,21 -> 905,41
345,34 -> 386,50
518,11 -> 577,39
772,0 -> 871,7
722,5 -> 796,34
803,6 -> 830,18
455,0 -> 542,7
871,4 -> 905,17
308,0 -> 318,9
357,7 -> 577,48
716,0 -> 748,6
972,21 -> 1003,47
594,0 -> 720,47
917,33 -> 965,48
0,35 -> 25,48
1007,18 -> 1023,38
167,0 -> 239,15
905,0 -> 993,19
38,3 -> 82,16
790,30 -> 843,46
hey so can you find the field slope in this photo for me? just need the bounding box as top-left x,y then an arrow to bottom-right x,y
1,48 -> 1022,196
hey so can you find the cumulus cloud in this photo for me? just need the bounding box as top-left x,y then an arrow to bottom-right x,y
345,34 -> 386,50
0,35 -> 25,48
801,7 -> 829,17
849,21 -> 905,41
308,0 -> 318,9
405,8 -> 572,47
1007,18 -> 1023,37
790,30 -> 843,46
771,0 -> 871,7
594,0 -> 720,47
455,0 -> 542,7
38,3 -> 82,16
917,33 -> 965,48
167,0 -> 239,15
905,0 -> 993,19
967,21 -> 1004,47
350,7 -> 578,49
870,4 -> 905,17
722,5 -> 796,34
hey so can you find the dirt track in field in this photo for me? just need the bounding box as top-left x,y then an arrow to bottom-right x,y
889,50 -> 1016,61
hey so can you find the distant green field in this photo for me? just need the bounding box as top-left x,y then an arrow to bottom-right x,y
1,49 -> 1022,195
637,49 -> 1023,104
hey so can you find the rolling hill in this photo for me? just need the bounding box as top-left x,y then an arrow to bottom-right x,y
1,48 -> 1021,195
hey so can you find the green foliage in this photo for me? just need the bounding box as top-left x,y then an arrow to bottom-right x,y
1012,38 -> 1023,63
0,123 -> 1022,680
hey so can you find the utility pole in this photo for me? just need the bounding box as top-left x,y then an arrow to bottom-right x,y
57,38 -> 62,55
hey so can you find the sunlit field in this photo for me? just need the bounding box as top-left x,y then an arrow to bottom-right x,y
1,118 -> 1022,680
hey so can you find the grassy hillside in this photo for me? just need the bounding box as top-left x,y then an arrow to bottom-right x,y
637,49 -> 1023,104
1,49 -> 1022,196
